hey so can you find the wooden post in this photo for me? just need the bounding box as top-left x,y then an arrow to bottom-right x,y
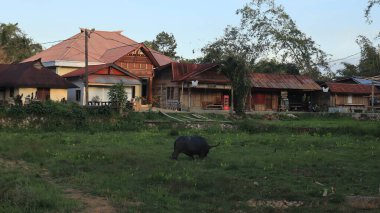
181,82 -> 184,106
188,82 -> 191,112
230,88 -> 234,114
160,84 -> 163,108
248,89 -> 252,111
372,82 -> 375,113
148,77 -> 153,104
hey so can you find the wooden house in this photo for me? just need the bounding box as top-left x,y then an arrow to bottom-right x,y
248,73 -> 321,111
23,30 -> 173,104
63,64 -> 141,105
319,82 -> 379,113
153,62 -> 232,111
0,59 -> 77,105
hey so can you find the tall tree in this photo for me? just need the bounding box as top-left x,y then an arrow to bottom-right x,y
336,36 -> 380,77
202,0 -> 330,79
146,31 -> 177,58
221,54 -> 251,115
201,0 -> 330,113
254,60 -> 300,75
336,62 -> 359,77
0,23 -> 42,63
356,35 -> 380,77
365,0 -> 380,22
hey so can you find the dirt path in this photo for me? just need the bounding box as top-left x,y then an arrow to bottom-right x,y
0,157 -> 116,213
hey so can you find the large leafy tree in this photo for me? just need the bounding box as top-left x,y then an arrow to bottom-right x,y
336,62 -> 359,77
201,0 -> 330,114
0,23 -> 42,63
202,0 -> 329,78
144,31 -> 177,58
335,36 -> 380,77
254,60 -> 300,75
356,36 -> 380,77
222,55 -> 251,115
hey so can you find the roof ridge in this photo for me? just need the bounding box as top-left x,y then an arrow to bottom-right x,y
60,32 -> 84,60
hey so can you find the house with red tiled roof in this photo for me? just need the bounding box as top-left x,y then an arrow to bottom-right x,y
23,30 -> 173,104
153,62 -> 231,111
62,64 -> 141,105
0,60 -> 77,105
247,73 -> 321,111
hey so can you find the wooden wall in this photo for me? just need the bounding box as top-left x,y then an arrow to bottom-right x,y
181,88 -> 224,109
330,94 -> 369,107
251,92 -> 279,111
152,69 -> 180,108
115,49 -> 154,78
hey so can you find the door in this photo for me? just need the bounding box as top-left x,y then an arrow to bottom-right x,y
265,94 -> 273,110
36,88 -> 50,101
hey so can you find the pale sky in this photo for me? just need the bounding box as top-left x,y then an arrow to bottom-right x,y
1,0 -> 380,70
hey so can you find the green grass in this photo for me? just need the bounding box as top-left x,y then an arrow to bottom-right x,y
0,165 -> 80,212
0,116 -> 380,212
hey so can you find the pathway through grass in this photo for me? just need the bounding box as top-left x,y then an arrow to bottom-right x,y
0,157 -> 116,213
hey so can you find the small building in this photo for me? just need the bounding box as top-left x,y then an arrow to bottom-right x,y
0,59 -> 77,105
320,82 -> 379,113
248,73 -> 321,111
63,64 -> 141,105
23,30 -> 173,103
153,62 -> 232,111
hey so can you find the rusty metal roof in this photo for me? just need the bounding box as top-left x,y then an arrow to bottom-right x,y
249,73 -> 321,90
156,62 -> 230,83
0,60 -> 77,88
89,75 -> 141,85
327,82 -> 379,94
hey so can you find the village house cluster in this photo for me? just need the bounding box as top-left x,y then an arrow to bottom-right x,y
0,30 -> 379,113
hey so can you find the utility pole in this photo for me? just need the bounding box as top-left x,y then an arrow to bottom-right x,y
84,29 -> 89,106
83,28 -> 94,106
372,81 -> 375,113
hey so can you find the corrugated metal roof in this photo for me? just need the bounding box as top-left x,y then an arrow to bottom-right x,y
335,76 -> 380,85
327,82 -> 379,94
0,60 -> 77,89
89,75 -> 141,85
249,73 -> 321,90
156,62 -> 229,83
23,30 -> 173,67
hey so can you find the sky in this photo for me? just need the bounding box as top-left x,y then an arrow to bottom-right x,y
1,0 -> 380,70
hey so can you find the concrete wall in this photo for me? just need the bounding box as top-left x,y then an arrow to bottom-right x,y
56,67 -> 78,76
67,81 -> 142,105
50,89 -> 68,101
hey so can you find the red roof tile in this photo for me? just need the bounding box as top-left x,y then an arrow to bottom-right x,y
326,83 -> 379,94
249,73 -> 321,90
0,60 -> 77,88
23,30 -> 173,66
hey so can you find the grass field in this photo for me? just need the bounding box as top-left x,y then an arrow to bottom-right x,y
0,114 -> 380,212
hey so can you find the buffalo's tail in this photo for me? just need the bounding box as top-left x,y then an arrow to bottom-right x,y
209,143 -> 220,148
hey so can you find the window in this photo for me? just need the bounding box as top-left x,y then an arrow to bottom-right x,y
166,87 -> 174,100
347,95 -> 353,104
76,90 -> 81,101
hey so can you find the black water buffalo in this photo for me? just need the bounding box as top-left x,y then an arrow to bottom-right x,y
171,136 -> 220,160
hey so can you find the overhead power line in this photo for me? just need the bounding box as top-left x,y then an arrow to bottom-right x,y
327,52 -> 361,64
